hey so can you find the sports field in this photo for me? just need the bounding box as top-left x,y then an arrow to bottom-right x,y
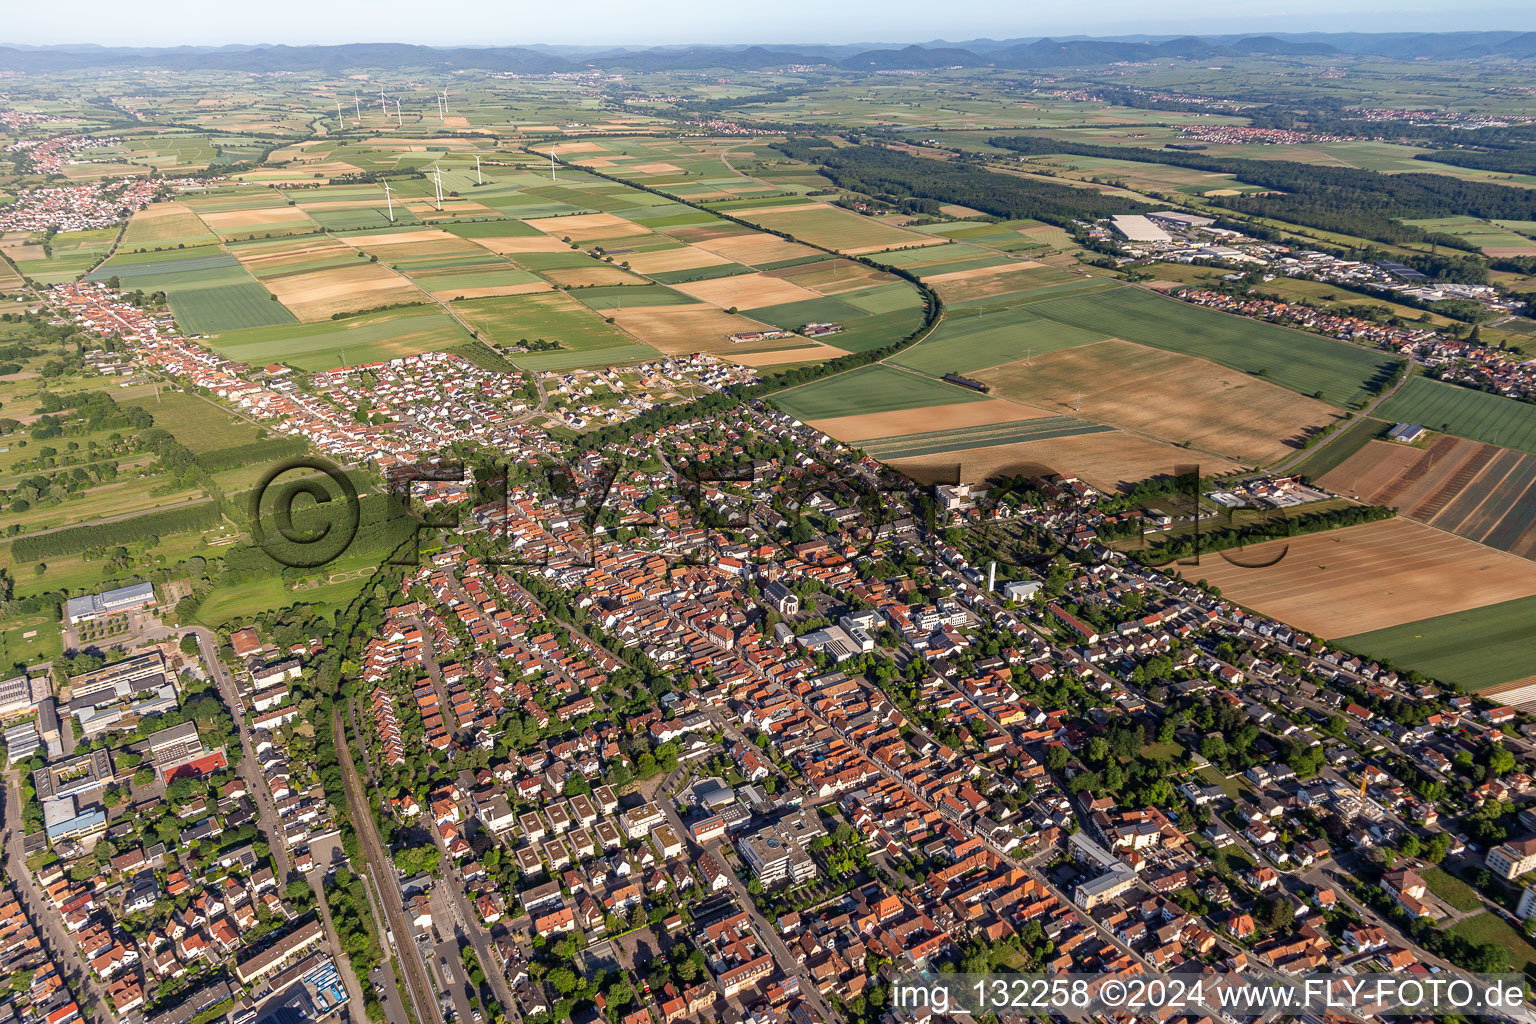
1190,517 -> 1536,638
1375,377 -> 1536,455
1022,286 -> 1397,408
978,340 -> 1342,463
774,364 -> 989,421
1339,594 -> 1536,691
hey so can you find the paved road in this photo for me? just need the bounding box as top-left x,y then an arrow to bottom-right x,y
651,790 -> 838,1022
1,774 -> 112,1024
436,860 -> 522,1021
187,627 -> 380,1013
333,705 -> 443,1024
1265,361 -> 1420,477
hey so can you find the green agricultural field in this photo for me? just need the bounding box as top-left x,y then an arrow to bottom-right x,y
1292,417 -> 1391,481
737,206 -> 934,253
774,364 -> 988,421
90,247 -> 296,333
171,282 -> 296,334
570,284 -> 699,310
893,306 -> 1110,376
444,219 -> 541,239
451,292 -> 654,366
1024,286 -> 1398,407
121,206 -> 217,248
204,307 -> 474,371
1338,594 -> 1536,691
1375,377 -> 1536,455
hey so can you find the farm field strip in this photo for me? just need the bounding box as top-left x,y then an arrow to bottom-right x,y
859,415 -> 1114,460
1022,285 -> 1396,408
1340,594 -> 1536,692
1324,437 -> 1536,561
1189,517 -> 1536,639
1376,377 -> 1536,455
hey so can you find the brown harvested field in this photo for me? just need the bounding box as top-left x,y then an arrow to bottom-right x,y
339,229 -> 455,248
808,399 -> 1048,442
122,202 -> 214,243
430,282 -> 552,300
609,306 -> 781,354
1321,437 -> 1536,560
418,202 -> 499,219
526,213 -> 647,240
888,428 -> 1244,492
1187,517 -> 1536,637
554,141 -> 608,153
925,262 -> 1051,303
469,235 -> 574,255
979,340 -> 1340,463
541,266 -> 648,287
262,263 -> 421,321
673,228 -> 821,268
199,207 -> 318,232
620,246 -> 732,274
724,342 -> 845,367
235,240 -> 350,268
632,162 -> 685,174
241,160 -> 362,182
767,258 -> 893,294
674,272 -> 824,309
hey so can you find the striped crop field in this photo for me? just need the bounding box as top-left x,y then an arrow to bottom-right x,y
858,415 -> 1113,460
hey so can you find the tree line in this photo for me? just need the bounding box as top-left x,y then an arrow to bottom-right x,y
773,137 -> 1143,227
988,134 -> 1536,248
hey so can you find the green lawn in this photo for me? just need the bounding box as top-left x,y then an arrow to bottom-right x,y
0,613 -> 62,673
1376,377 -> 1536,456
124,390 -> 268,453
1446,912 -> 1536,975
1422,867 -> 1484,912
1338,594 -> 1536,691
773,364 -> 989,421
1022,285 -> 1399,408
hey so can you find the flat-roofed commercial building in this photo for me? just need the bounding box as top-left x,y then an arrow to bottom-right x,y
63,582 -> 157,625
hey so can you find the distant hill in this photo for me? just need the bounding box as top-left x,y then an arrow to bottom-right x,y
0,31 -> 1533,74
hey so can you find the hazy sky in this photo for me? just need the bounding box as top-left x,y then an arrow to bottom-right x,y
5,0 -> 1531,47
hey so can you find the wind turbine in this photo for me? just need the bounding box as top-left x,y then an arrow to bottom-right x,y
354,92 -> 361,122
550,146 -> 557,182
395,99 -> 402,127
432,162 -> 443,211
335,99 -> 344,129
475,153 -> 482,185
382,181 -> 395,223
